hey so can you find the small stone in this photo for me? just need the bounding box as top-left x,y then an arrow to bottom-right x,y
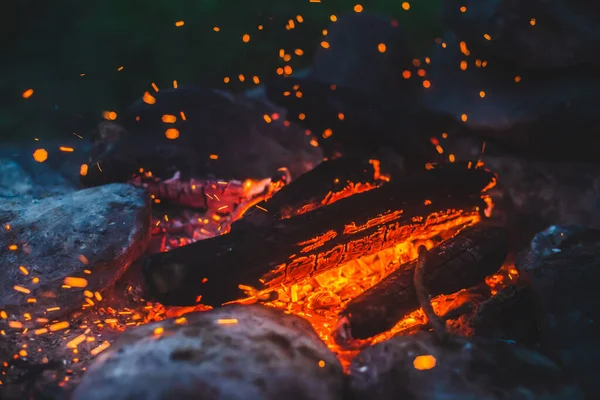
72,305 -> 344,400
349,332 -> 584,400
0,184 -> 151,320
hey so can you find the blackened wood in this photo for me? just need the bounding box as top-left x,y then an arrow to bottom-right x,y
233,157 -> 382,229
143,164 -> 494,307
336,224 -> 507,343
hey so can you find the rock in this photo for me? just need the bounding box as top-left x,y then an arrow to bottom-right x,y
0,159 -> 36,198
0,139 -> 91,199
483,157 -> 600,231
72,305 -> 344,400
442,0 -> 600,69
517,226 -> 600,397
0,184 -> 151,320
469,284 -> 540,347
80,86 -> 322,187
349,332 -> 584,400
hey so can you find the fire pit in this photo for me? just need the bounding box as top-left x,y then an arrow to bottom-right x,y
2,6 -> 600,400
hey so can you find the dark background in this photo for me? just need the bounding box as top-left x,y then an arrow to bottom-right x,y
0,0 -> 441,143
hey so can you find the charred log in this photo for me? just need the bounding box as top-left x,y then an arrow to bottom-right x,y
335,224 -> 507,344
233,157 -> 384,229
143,164 -> 495,307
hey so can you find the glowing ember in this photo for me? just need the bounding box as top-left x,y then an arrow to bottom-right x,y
32,149 -> 48,163
413,354 -> 437,370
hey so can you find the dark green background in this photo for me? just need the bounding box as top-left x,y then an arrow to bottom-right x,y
1,0 -> 441,143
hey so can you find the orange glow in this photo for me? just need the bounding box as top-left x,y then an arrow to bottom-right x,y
153,327 -> 164,335
143,92 -> 156,105
484,33 -> 491,40
330,15 -> 337,22
102,111 -> 117,121
8,321 -> 23,329
480,91 -> 486,98
22,89 -> 34,99
63,277 -> 88,288
13,285 -> 30,294
165,128 -> 180,140
59,146 -> 74,152
242,34 -> 250,43
175,21 -> 184,27
413,355 -> 437,370
321,41 -> 330,49
90,341 -> 111,356
162,114 -> 177,123
402,70 -> 411,79
49,321 -> 69,332
460,60 -> 467,70
460,5 -> 467,12
213,26 -> 220,32
514,76 -> 521,83
217,318 -> 238,325
33,148 -> 48,163
354,4 -> 363,12
378,43 -> 387,53
530,18 -> 536,26
461,113 -> 468,122
402,2 -> 410,10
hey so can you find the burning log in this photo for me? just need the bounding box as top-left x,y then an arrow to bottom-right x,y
233,157 -> 384,229
335,224 -> 507,344
143,164 -> 495,307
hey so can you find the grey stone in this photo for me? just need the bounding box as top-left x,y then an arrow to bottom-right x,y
0,158 -> 36,198
72,305 -> 344,400
349,332 -> 584,400
0,139 -> 91,199
517,226 -> 600,397
0,184 -> 151,320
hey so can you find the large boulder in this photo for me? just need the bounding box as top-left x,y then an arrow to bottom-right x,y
72,305 -> 344,400
517,226 -> 600,397
0,184 -> 151,321
80,87 -> 323,187
349,331 -> 584,399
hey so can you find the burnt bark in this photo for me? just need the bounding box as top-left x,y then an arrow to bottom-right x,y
335,224 -> 507,343
233,156 -> 382,229
143,164 -> 494,307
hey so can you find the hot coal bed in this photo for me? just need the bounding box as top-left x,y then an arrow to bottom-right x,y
2,8 -> 600,400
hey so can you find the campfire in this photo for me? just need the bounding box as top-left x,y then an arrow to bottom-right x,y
2,5 -> 599,400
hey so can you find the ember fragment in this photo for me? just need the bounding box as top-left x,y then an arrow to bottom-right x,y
335,224 -> 507,343
143,164 -> 494,306
72,305 -> 343,400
